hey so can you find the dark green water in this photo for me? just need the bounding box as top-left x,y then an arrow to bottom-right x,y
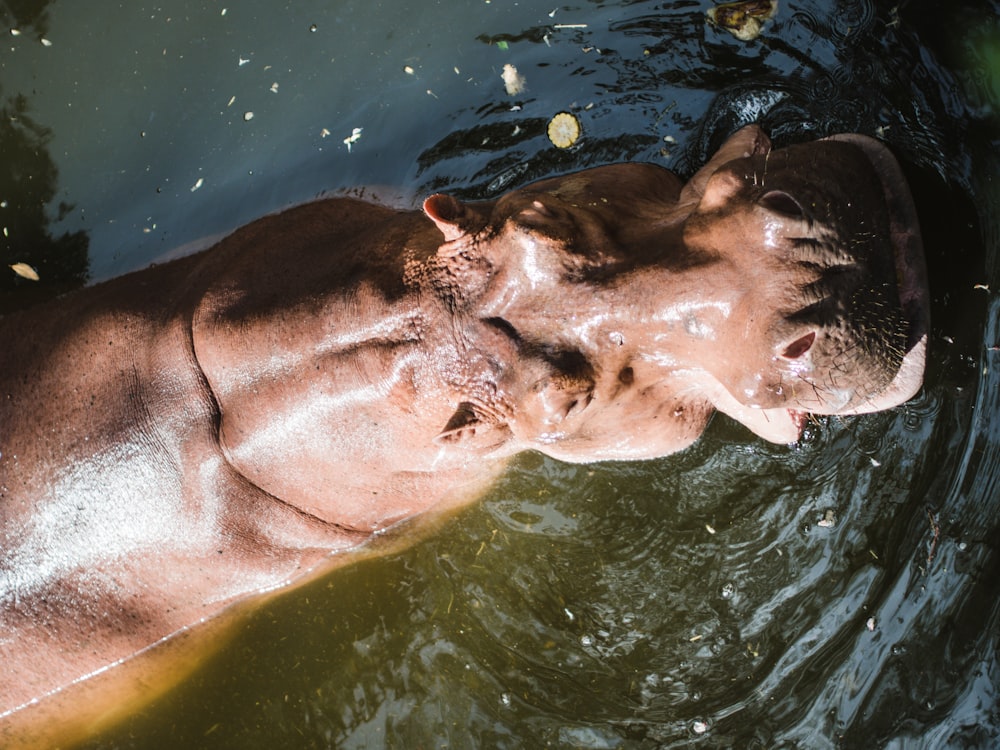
2,0 -> 998,747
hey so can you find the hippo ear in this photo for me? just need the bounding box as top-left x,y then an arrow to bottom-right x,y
423,194 -> 478,242
680,125 -> 772,206
435,402 -> 513,453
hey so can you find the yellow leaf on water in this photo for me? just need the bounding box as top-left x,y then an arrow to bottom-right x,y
9,262 -> 40,281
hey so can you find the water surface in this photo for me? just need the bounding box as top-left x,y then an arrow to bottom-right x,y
1,0 -> 998,747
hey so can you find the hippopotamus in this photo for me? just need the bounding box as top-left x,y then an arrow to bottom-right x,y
0,125 -> 928,745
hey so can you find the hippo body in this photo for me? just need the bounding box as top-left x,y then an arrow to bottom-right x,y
0,126 -> 928,741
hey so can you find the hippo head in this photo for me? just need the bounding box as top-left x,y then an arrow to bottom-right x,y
416,126 -> 928,456
679,126 -> 929,442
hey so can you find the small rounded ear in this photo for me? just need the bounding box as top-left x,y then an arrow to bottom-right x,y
680,125 -> 772,206
697,170 -> 745,212
423,194 -> 472,242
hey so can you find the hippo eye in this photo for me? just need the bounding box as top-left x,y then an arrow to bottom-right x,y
781,331 -> 815,359
760,190 -> 804,219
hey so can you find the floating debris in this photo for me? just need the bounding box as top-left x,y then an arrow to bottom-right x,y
10,28 -> 21,36
547,112 -> 581,148
496,40 -> 509,51
40,37 -> 52,47
269,82 -> 278,93
227,95 -> 236,107
10,263 -> 39,281
320,128 -> 331,138
501,63 -> 525,95
706,0 -> 777,41
243,111 -> 254,121
191,177 -> 204,192
926,509 -> 940,564
817,509 -> 837,528
343,127 -> 363,151
404,65 -> 415,75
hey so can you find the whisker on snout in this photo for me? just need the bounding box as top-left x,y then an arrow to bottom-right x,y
788,236 -> 857,268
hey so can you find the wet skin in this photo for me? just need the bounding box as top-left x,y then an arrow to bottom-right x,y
0,125 -> 927,743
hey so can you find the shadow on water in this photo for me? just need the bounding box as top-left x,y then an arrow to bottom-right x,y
2,0 -> 999,747
0,0 -> 88,311
0,95 -> 90,312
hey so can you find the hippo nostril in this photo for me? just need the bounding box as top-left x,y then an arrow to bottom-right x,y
760,190 -> 805,219
781,331 -> 816,359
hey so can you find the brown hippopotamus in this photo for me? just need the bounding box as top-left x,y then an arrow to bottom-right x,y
0,125 -> 927,745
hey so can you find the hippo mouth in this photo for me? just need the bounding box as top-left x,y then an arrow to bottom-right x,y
788,409 -> 809,435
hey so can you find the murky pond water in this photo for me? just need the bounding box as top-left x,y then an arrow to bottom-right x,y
2,0 -> 999,747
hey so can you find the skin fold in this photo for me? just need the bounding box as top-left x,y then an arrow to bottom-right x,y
0,125 -> 928,745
